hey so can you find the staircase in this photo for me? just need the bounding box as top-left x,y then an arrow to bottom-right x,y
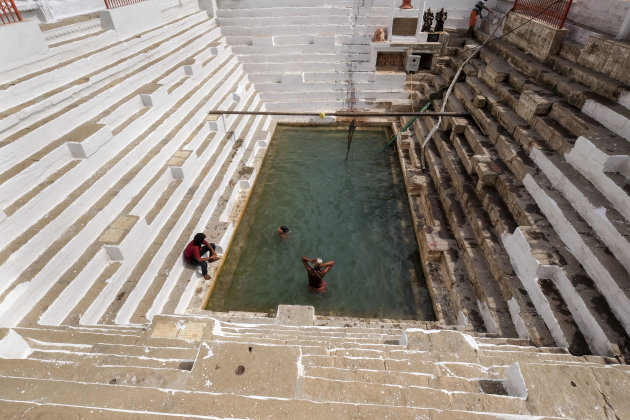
400,12 -> 630,360
2,307 -> 628,418
215,0 -> 411,111
0,1 -> 273,331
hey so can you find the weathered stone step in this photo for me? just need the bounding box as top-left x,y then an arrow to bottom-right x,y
531,149 -> 630,272
0,358 -> 190,388
91,343 -> 198,360
303,364 -> 508,395
0,374 -> 531,418
426,138 -> 518,337
213,334 -> 403,349
219,325 -> 403,340
545,55 -> 626,103
0,56 -> 244,328
13,327 -> 141,346
28,350 -> 188,370
0,399 -> 201,419
299,376 -> 529,414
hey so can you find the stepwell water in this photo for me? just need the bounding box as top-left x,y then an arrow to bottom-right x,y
207,126 -> 434,320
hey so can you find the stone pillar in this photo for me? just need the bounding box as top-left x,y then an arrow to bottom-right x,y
502,12 -> 567,62
198,0 -> 216,18
0,20 -> 48,71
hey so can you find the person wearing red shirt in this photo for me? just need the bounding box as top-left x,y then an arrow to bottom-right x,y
183,232 -> 220,280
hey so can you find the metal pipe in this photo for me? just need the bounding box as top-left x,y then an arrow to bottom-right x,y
208,110 -> 469,117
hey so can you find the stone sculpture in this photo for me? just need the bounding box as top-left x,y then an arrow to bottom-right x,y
373,27 -> 386,42
421,8 -> 434,32
400,0 -> 413,9
435,8 -> 447,32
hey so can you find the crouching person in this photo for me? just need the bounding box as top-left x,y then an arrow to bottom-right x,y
184,232 -> 220,280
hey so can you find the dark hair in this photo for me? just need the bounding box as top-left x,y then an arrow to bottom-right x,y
280,226 -> 289,233
193,232 -> 206,245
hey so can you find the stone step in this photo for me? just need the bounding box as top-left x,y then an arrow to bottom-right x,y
545,55 -> 626,103
0,28 -> 226,247
0,373 -> 539,418
530,149 -> 630,274
0,13 -> 211,133
212,334 -> 405,350
160,113 -> 265,317
434,84 -> 557,347
145,113 -> 267,320
0,54 -> 245,328
12,327 -> 141,346
89,81 -> 258,326
0,358 -> 191,388
424,142 -> 516,338
299,376 -> 529,414
523,156 -> 630,346
0,400 -> 206,419
28,350 -> 188,370
504,226 -> 620,358
107,72 -> 250,326
91,343 -> 198,360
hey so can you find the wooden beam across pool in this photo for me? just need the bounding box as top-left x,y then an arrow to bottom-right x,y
208,110 -> 469,117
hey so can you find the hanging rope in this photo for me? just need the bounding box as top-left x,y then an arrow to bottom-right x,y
345,118 -> 357,161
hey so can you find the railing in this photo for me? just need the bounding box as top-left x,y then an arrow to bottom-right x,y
512,0 -> 573,29
0,0 -> 22,24
104,0 -> 147,10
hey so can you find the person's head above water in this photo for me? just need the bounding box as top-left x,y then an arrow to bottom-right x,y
278,226 -> 289,234
193,232 -> 206,245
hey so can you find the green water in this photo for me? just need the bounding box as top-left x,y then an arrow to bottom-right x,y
207,126 -> 434,320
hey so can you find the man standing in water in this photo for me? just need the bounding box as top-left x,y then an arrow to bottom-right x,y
301,256 -> 335,292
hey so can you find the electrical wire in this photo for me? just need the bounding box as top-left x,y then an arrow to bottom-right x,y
420,0 -> 564,154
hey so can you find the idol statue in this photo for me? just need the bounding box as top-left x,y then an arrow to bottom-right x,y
373,27 -> 386,42
421,8 -> 434,32
435,8 -> 447,32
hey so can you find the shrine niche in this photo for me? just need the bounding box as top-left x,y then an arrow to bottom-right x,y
392,17 -> 418,36
376,51 -> 406,71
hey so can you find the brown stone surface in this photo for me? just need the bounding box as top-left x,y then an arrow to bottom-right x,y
521,363 -> 618,419
189,341 -> 299,397
578,37 -> 630,87
503,13 -> 567,62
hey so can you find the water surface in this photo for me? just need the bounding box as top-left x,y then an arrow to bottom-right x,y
207,126 -> 434,320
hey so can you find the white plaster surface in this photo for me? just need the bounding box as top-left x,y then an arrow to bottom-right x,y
99,0 -> 164,39
67,125 -> 114,159
0,330 -> 32,359
567,0 -> 630,40
38,0 -> 104,21
507,298 -> 530,341
0,20 -> 48,72
502,228 -> 569,349
0,45 -> 238,328
477,300 -> 498,334
504,362 -> 527,399
530,147 -> 630,274
582,99 -> 630,142
566,138 -> 630,222
506,186 -> 616,357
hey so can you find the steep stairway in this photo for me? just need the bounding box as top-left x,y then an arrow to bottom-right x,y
1,307 -> 628,418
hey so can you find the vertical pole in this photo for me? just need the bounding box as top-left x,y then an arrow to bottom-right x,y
558,0 -> 572,29
10,0 -> 22,22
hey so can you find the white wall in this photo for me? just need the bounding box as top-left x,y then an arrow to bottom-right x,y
568,0 -> 630,38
